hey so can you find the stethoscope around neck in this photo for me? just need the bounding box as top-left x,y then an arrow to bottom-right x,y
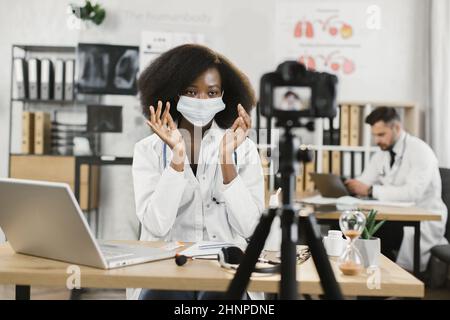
162,143 -> 238,205
380,133 -> 408,181
162,143 -> 237,169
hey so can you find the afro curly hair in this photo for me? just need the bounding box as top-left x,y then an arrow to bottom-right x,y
137,44 -> 256,129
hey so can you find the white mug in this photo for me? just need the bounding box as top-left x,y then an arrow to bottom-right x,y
323,230 -> 346,257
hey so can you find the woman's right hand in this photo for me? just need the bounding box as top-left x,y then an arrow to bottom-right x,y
147,101 -> 186,171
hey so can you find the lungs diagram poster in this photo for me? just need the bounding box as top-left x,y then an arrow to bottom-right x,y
275,2 -> 374,78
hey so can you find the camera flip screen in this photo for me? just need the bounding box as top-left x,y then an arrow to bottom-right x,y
274,86 -> 312,112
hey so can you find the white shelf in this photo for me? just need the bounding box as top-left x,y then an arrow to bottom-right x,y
258,143 -> 380,153
338,101 -> 417,108
256,143 -> 277,150
307,145 -> 379,152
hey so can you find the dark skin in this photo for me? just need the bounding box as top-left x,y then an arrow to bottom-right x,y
146,67 -> 251,184
178,68 -> 223,174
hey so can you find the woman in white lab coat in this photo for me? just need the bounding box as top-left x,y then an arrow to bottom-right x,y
129,44 -> 265,300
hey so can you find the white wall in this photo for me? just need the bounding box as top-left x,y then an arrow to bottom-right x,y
0,0 -> 430,242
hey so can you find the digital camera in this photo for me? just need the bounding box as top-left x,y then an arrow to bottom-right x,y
260,61 -> 338,125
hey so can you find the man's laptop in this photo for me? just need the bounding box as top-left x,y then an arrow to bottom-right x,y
309,173 -> 350,198
0,178 -> 175,269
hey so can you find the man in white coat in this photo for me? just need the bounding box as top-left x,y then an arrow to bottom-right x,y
345,107 -> 448,272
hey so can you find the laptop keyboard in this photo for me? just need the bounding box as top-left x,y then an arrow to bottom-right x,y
99,245 -> 134,260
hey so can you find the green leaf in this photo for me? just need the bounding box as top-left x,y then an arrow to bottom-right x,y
85,1 -> 93,11
365,213 -> 371,227
92,9 -> 105,25
371,220 -> 386,237
78,0 -> 106,25
367,211 -> 375,233
362,228 -> 370,240
363,209 -> 384,238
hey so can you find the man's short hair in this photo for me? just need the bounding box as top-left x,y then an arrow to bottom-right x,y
284,90 -> 299,99
365,107 -> 400,126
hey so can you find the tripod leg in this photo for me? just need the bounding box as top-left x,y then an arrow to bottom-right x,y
302,214 -> 343,300
280,207 -> 299,299
226,208 -> 277,299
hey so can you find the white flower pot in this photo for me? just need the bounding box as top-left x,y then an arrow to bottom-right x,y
355,237 -> 381,268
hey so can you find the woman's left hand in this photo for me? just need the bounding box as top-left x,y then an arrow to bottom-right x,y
220,104 -> 251,163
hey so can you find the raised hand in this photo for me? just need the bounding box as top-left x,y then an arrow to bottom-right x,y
147,101 -> 186,170
220,104 -> 251,163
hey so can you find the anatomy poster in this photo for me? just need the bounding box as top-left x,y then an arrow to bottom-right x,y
275,2 -> 372,77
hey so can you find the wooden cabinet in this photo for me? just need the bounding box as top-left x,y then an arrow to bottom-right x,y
9,155 -> 99,210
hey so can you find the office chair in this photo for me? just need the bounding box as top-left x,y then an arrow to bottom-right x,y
428,168 -> 450,288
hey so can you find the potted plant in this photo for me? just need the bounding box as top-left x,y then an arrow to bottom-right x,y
70,1 -> 106,26
355,209 -> 385,267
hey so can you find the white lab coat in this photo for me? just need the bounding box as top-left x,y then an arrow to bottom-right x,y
358,131 -> 448,271
127,121 -> 265,300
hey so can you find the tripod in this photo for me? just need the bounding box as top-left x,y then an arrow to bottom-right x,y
226,126 -> 343,300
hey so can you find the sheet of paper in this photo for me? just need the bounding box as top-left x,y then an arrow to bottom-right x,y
300,195 -> 337,205
337,196 -> 415,207
301,195 -> 415,207
354,199 -> 415,207
179,241 -> 234,257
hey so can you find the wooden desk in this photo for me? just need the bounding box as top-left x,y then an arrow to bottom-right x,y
0,241 -> 423,300
310,205 -> 441,222
299,204 -> 441,277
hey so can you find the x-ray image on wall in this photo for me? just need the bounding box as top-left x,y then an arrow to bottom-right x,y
87,105 -> 123,133
77,43 -> 139,95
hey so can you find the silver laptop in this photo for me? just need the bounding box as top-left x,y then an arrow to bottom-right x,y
309,173 -> 350,198
0,178 -> 175,269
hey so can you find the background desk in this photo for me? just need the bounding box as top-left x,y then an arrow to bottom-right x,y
74,156 -> 133,236
0,241 -> 424,300
9,154 -> 100,211
301,204 -> 442,277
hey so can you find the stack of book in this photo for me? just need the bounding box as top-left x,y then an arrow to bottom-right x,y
51,122 -> 87,155
21,111 -> 52,155
21,111 -> 87,156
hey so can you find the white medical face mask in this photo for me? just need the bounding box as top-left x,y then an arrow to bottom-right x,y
176,95 -> 226,127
